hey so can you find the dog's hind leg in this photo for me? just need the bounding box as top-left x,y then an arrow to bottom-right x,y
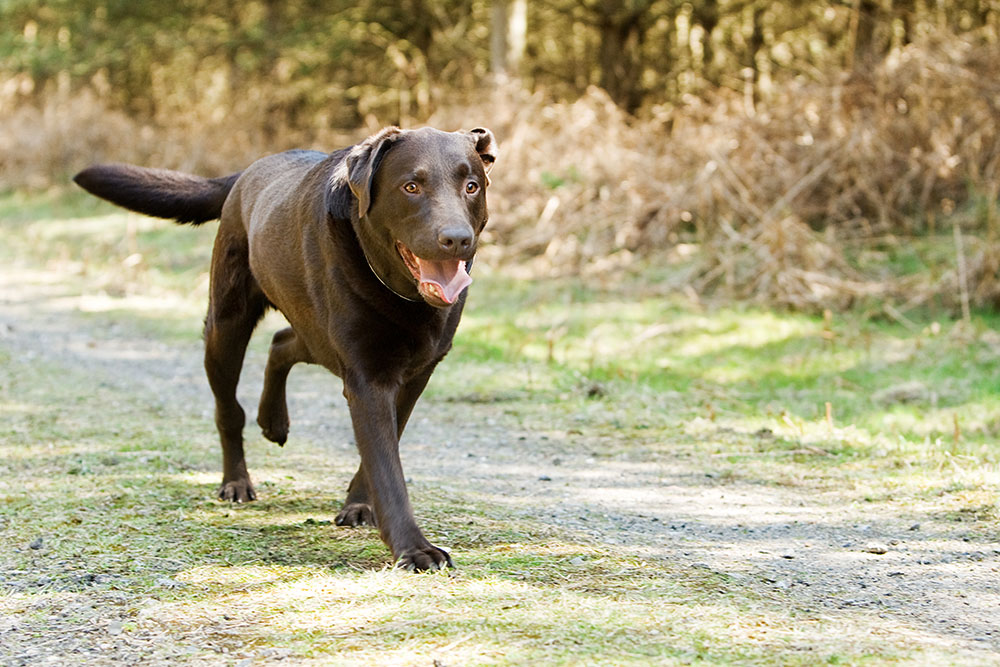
335,468 -> 376,527
203,227 -> 268,503
257,327 -> 313,445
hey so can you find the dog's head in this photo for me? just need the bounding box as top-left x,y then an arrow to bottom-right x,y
345,126 -> 497,308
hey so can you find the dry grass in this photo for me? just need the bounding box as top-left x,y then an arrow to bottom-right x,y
2,31 -> 998,313
436,35 -> 1000,314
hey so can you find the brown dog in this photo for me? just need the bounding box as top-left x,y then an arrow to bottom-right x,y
74,126 -> 497,570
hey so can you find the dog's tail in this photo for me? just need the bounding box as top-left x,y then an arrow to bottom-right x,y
73,164 -> 241,225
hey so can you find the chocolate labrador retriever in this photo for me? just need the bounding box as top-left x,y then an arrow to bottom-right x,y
73,126 -> 497,570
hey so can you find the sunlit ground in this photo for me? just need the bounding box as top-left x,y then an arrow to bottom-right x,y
2,192 -> 998,664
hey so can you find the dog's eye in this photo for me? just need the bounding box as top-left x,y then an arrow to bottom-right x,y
402,182 -> 420,194
465,181 -> 480,195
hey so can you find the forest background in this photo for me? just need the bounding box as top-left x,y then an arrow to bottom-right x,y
1,0 -> 999,315
3,4 -> 1000,663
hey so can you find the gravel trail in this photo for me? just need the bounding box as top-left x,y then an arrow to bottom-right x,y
2,267 -> 998,661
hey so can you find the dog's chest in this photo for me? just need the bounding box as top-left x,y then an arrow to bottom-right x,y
346,308 -> 457,384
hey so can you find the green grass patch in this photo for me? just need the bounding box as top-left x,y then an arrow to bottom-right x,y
438,269 -> 1000,471
0,348 -> 906,665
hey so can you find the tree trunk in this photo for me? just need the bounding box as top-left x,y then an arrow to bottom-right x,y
597,13 -> 644,113
850,0 -> 882,73
744,4 -> 764,111
492,0 -> 527,76
895,0 -> 916,46
693,0 -> 720,84
509,0 -> 527,73
491,0 -> 509,74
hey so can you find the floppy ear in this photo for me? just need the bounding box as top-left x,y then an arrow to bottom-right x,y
346,126 -> 402,218
468,127 -> 497,184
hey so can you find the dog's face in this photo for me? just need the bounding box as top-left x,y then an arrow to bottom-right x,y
347,127 -> 497,308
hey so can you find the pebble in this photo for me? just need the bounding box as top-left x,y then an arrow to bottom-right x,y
259,648 -> 292,659
155,576 -> 184,589
863,545 -> 889,555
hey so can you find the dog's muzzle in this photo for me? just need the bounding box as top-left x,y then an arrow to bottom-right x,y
396,242 -> 472,307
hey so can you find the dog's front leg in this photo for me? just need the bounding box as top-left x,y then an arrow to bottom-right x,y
335,367 -> 436,529
342,375 -> 452,571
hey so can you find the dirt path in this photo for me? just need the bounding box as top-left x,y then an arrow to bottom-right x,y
2,268 -> 999,661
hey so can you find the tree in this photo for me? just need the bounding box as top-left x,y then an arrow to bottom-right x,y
582,0 -> 662,113
491,0 -> 527,76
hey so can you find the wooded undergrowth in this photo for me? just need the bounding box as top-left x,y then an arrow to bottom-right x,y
1,1 -> 998,313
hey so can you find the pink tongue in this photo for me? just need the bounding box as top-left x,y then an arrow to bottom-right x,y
415,258 -> 472,304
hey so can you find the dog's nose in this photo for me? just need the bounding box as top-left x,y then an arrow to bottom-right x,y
437,226 -> 473,255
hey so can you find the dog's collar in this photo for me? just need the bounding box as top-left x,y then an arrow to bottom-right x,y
364,255 -> 423,302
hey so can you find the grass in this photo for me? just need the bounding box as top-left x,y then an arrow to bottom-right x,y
2,189 -> 999,664
0,349 -> 876,665
443,272 -> 1000,478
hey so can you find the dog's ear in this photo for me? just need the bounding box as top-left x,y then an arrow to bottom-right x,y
346,126 -> 401,218
468,127 -> 497,184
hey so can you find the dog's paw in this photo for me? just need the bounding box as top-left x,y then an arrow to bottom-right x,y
218,478 -> 256,503
335,502 -> 376,527
395,545 -> 453,573
256,410 -> 289,446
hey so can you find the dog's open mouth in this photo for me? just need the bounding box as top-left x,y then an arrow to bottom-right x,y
396,242 -> 472,306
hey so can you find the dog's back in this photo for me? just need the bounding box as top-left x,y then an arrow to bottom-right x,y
227,150 -> 331,235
